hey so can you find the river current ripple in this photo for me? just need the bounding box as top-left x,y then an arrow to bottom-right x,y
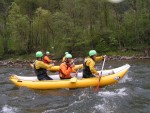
0,59 -> 150,113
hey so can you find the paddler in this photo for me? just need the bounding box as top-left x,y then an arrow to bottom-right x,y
34,51 -> 54,80
43,51 -> 56,64
62,52 -> 69,62
83,50 -> 106,78
59,54 -> 76,79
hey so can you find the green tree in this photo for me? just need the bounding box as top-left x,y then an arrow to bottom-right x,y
32,7 -> 53,51
7,2 -> 30,54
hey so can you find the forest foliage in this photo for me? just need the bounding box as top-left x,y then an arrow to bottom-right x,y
0,0 -> 150,58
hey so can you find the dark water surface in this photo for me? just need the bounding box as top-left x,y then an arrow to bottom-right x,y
0,59 -> 150,113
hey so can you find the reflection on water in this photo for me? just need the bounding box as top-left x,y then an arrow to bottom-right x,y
0,59 -> 150,113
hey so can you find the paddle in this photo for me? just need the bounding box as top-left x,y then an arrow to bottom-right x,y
70,67 -> 80,83
96,56 -> 106,90
70,76 -> 77,83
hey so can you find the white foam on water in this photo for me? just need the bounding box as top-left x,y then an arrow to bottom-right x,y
69,99 -> 84,107
115,88 -> 128,96
78,92 -> 90,100
43,107 -> 67,113
43,100 -> 84,113
1,105 -> 18,113
119,73 -> 132,83
94,88 -> 128,113
98,87 -> 128,97
43,90 -> 88,113
94,102 -> 116,113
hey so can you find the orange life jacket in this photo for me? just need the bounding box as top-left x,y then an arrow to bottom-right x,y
59,63 -> 75,79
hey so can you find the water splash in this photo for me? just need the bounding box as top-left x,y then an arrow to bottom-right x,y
98,87 -> 128,97
94,103 -> 116,113
119,73 -> 132,83
1,105 -> 18,113
94,88 -> 128,113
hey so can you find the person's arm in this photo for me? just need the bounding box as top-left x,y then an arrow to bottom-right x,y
38,61 -> 53,69
87,60 -> 99,75
62,56 -> 65,62
95,56 -> 104,61
60,64 -> 72,76
69,62 -> 76,72
71,67 -> 76,73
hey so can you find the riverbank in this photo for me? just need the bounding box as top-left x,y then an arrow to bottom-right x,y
0,55 -> 150,67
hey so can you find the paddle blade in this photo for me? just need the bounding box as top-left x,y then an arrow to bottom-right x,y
70,77 -> 77,83
96,77 -> 101,91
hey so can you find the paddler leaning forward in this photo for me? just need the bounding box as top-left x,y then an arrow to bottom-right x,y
83,50 -> 106,78
34,51 -> 54,80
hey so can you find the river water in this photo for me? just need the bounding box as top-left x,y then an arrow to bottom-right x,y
0,59 -> 150,113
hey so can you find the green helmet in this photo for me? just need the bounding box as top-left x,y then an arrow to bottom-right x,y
65,54 -> 72,58
36,51 -> 43,58
89,50 -> 97,56
65,52 -> 69,55
46,51 -> 50,55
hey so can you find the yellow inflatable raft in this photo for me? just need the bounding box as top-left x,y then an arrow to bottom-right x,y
30,63 -> 83,72
9,64 -> 130,90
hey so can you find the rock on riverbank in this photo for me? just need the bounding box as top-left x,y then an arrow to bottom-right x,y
0,56 -> 150,67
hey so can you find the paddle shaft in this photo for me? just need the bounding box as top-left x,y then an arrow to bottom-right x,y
74,66 -> 80,77
96,57 -> 106,89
